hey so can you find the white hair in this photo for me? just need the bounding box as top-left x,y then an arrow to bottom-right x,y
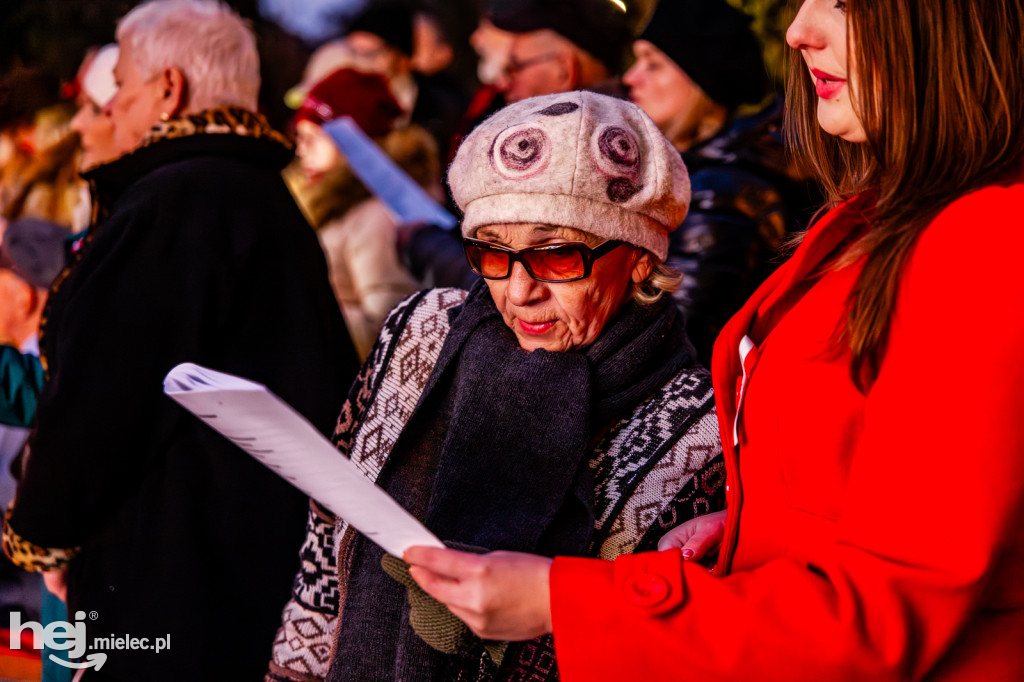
117,0 -> 260,112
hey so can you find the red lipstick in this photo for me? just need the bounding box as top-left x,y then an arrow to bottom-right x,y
811,68 -> 845,99
518,319 -> 556,335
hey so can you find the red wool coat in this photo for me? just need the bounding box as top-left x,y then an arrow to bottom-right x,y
551,179 -> 1024,680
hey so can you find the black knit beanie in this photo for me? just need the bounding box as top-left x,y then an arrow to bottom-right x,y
488,0 -> 631,74
346,1 -> 415,57
639,0 -> 767,110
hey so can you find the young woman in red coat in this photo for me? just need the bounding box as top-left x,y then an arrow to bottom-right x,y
404,0 -> 1024,679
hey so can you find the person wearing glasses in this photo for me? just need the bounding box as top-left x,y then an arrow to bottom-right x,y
488,0 -> 630,104
268,91 -> 722,682
402,0 -> 1024,680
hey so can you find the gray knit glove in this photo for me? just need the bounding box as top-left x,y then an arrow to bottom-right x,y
380,553 -> 508,666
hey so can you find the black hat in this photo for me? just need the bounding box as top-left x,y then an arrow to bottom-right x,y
0,218 -> 67,289
639,0 -> 767,110
346,1 -> 415,57
488,0 -> 631,74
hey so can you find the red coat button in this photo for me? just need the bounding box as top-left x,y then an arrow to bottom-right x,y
622,573 -> 671,608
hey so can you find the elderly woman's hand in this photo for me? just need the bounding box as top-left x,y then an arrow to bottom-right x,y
404,546 -> 554,642
657,509 -> 727,561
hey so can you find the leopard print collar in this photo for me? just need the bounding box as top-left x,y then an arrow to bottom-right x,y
138,106 -> 292,152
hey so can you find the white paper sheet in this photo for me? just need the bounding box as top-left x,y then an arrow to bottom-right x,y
163,363 -> 444,556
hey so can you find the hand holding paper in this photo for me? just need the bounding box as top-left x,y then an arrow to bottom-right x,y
163,363 -> 443,556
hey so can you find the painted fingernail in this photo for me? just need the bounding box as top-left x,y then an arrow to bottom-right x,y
681,549 -> 694,559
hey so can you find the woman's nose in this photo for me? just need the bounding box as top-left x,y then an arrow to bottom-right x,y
505,261 -> 542,305
622,60 -> 641,88
786,0 -> 819,51
70,108 -> 86,135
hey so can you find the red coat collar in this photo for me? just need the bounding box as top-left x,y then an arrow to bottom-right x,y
708,195 -> 869,575
711,195 -> 870,427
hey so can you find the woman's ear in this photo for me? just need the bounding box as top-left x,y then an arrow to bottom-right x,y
630,250 -> 654,284
161,66 -> 187,117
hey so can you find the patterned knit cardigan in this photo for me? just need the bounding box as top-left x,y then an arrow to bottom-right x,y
268,288 -> 724,681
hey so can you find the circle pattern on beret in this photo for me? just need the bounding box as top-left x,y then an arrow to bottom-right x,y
599,127 -> 640,168
490,125 -> 552,180
607,177 -> 643,203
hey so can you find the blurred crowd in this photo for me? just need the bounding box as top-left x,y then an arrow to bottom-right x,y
0,0 -> 817,369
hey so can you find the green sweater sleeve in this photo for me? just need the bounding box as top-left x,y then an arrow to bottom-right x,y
0,344 -> 44,427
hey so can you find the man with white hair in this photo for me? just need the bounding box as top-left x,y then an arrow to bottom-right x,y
3,1 -> 359,678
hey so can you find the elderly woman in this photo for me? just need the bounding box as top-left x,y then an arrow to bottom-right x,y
3,0 -> 356,678
406,0 -> 1024,680
268,91 -> 723,681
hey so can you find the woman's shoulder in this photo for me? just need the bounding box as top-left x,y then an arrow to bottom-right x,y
616,363 -> 715,437
896,177 -> 1024,344
913,177 -> 1024,275
398,287 -> 468,320
929,177 -> 1024,230
372,287 -> 469,354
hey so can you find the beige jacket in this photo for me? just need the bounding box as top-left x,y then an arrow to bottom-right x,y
317,198 -> 418,358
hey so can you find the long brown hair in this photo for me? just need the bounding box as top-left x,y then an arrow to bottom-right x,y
785,0 -> 1024,390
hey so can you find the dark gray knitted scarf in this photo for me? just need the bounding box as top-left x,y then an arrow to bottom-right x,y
329,281 -> 694,681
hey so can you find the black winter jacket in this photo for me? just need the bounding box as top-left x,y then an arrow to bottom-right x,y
7,109 -> 357,680
668,97 -> 820,365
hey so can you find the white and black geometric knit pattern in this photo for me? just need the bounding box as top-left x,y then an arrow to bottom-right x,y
269,289 -> 465,682
269,288 -> 724,682
329,288 -> 467,597
291,501 -> 339,614
596,408 -> 721,559
590,368 -> 715,530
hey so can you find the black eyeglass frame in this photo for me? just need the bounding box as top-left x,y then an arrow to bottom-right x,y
462,237 -> 625,283
503,52 -> 561,78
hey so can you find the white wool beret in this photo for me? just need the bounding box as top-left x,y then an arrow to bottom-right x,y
448,91 -> 690,261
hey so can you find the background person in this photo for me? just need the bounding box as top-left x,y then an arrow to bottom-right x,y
0,217 -> 66,680
69,44 -> 119,174
402,0 -> 634,293
268,91 -> 724,682
0,67 -> 76,227
404,0 -> 1024,679
0,218 -> 64,481
292,68 -> 432,359
489,0 -> 630,104
0,220 -> 60,430
2,1 -> 358,678
342,1 -> 468,164
68,43 -> 120,235
623,0 -> 819,365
